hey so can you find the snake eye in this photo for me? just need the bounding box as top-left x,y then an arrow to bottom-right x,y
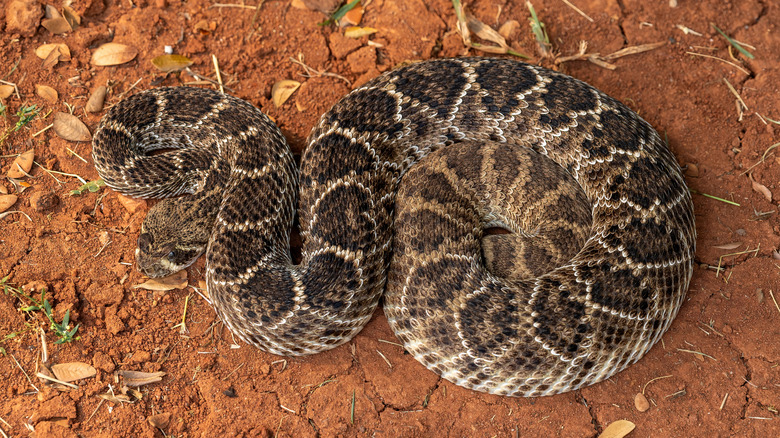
167,250 -> 176,261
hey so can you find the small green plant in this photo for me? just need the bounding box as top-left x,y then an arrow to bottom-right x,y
1,275 -> 80,345
527,1 -> 551,57
70,179 -> 106,196
0,104 -> 40,146
319,0 -> 360,26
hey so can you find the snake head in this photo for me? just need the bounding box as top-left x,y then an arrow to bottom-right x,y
135,199 -> 211,278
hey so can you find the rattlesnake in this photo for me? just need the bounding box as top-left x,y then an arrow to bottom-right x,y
92,57 -> 695,397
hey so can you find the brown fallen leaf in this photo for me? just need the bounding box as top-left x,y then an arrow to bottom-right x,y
634,392 -> 650,412
713,242 -> 743,250
7,149 -> 34,178
148,413 -> 172,429
36,85 -> 58,104
86,86 -> 108,113
598,420 -> 636,438
41,46 -> 63,69
0,84 -> 13,99
63,5 -> 81,30
194,20 -> 217,35
0,195 -> 18,214
344,26 -> 377,38
118,370 -> 167,387
685,162 -> 699,177
42,17 -> 73,34
0,184 -> 8,194
133,270 -> 188,291
749,174 -> 772,202
35,43 -> 72,61
151,54 -> 194,72
91,43 -> 138,66
53,112 -> 92,142
772,249 -> 780,260
51,362 -> 97,382
272,80 -> 301,107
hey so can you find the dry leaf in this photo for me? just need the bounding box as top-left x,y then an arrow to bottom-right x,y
0,85 -> 13,99
598,420 -> 636,438
7,149 -> 34,178
133,270 -> 188,291
344,26 -> 377,38
44,4 -> 61,18
498,20 -> 520,40
0,195 -> 18,214
86,86 -> 107,113
713,242 -> 743,250
41,46 -> 62,69
634,392 -> 650,412
36,85 -> 58,104
99,392 -> 132,403
467,12 -> 510,49
0,184 -> 8,194
685,163 -> 699,177
51,362 -> 97,382
148,413 -> 172,429
35,43 -> 72,61
749,175 -> 772,202
772,249 -> 780,260
42,17 -> 73,34
341,2 -> 363,26
272,80 -> 301,107
53,112 -> 92,142
91,43 -> 138,66
118,370 -> 167,387
63,5 -> 81,30
151,54 -> 194,72
294,0 -> 341,13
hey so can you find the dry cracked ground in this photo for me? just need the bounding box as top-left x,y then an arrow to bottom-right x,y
0,0 -> 779,437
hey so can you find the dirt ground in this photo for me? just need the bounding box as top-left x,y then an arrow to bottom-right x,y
0,0 -> 778,436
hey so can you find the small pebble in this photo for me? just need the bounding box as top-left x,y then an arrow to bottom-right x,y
634,392 -> 650,412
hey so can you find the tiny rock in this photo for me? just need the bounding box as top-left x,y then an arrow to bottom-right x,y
634,392 -> 650,412
117,193 -> 146,214
30,191 -> 60,212
5,0 -> 43,37
148,412 -> 172,429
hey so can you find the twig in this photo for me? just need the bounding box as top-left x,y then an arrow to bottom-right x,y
66,147 -> 89,163
685,51 -> 750,75
720,392 -> 729,410
36,372 -> 79,389
723,77 -> 748,121
11,355 -> 39,392
770,290 -> 780,316
642,375 -> 672,394
31,123 -> 54,137
34,161 -> 87,185
210,2 -> 257,8
677,348 -> 717,361
212,55 -> 224,94
290,55 -> 351,86
85,398 -> 106,424
560,0 -> 593,22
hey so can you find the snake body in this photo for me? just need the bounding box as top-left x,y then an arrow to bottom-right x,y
92,58 -> 695,396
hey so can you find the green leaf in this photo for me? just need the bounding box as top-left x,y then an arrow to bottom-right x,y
319,0 -> 360,26
711,23 -> 754,60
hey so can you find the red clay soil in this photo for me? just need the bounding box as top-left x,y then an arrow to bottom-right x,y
1,0 -> 779,437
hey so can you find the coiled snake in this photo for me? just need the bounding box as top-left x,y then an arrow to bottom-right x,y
92,58 -> 695,396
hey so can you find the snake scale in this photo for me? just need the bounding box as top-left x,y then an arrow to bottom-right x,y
92,57 -> 695,397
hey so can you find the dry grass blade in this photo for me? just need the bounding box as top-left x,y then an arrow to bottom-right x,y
557,41 -> 664,69
561,0 -> 593,22
685,51 -> 749,75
